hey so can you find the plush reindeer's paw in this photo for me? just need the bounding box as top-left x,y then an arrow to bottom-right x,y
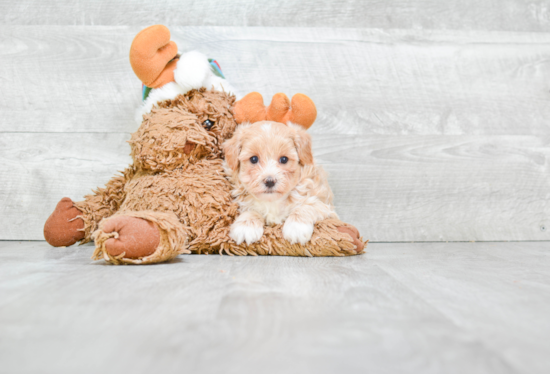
101,216 -> 160,259
230,221 -> 264,245
337,225 -> 365,253
44,197 -> 85,247
283,220 -> 314,245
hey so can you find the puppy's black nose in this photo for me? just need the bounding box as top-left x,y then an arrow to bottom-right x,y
264,178 -> 276,188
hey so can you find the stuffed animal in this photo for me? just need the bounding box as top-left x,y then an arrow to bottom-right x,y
43,25 -> 366,264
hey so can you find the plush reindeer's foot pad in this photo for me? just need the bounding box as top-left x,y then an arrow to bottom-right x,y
336,225 -> 366,253
92,211 -> 190,265
44,197 -> 85,247
100,216 -> 160,259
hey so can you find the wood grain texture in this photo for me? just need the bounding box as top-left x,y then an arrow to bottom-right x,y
317,134 -> 550,242
1,132 -> 548,241
0,133 -> 131,240
2,26 -> 549,241
1,241 -> 549,373
2,26 -> 550,135
2,0 -> 550,32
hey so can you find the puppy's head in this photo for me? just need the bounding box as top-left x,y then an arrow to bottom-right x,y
223,121 -> 313,202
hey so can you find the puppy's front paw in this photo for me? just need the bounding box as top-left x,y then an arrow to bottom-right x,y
283,221 -> 314,245
230,222 -> 264,245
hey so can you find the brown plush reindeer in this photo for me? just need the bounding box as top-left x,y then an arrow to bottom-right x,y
43,25 -> 365,264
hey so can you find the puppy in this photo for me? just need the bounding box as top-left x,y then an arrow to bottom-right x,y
223,121 -> 338,245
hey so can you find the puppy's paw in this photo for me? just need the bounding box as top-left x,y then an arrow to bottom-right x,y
283,220 -> 314,245
230,222 -> 264,245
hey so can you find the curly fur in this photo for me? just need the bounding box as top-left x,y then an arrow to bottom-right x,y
223,121 -> 338,245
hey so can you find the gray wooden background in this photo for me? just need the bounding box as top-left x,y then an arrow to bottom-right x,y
1,1 -> 549,242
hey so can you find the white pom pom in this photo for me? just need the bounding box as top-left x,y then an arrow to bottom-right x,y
173,51 -> 212,92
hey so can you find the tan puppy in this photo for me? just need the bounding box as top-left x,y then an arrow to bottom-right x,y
223,121 -> 337,245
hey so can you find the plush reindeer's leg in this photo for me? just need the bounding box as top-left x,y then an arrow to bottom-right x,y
262,219 -> 366,257
220,218 -> 366,257
72,167 -> 135,243
92,211 -> 190,265
44,197 -> 85,247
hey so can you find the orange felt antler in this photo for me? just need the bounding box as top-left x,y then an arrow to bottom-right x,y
234,92 -> 317,129
129,25 -> 179,88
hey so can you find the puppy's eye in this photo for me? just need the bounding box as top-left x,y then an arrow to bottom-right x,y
279,156 -> 288,164
202,119 -> 214,130
250,156 -> 259,164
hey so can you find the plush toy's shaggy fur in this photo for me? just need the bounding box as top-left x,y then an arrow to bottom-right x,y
44,88 -> 365,264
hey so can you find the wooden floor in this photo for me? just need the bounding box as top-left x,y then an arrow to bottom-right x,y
1,241 -> 549,374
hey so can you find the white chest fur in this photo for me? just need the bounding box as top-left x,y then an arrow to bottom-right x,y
249,198 -> 292,226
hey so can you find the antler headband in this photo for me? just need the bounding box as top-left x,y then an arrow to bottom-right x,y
233,92 -> 317,130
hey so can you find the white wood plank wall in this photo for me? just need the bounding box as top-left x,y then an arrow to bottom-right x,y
0,2 -> 549,241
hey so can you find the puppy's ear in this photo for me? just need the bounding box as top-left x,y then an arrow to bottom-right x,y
223,125 -> 244,171
290,123 -> 314,166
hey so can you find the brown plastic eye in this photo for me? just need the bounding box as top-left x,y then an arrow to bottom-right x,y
202,119 -> 214,130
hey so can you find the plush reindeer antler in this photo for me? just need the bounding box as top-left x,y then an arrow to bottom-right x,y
234,92 -> 317,129
129,25 -> 179,88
